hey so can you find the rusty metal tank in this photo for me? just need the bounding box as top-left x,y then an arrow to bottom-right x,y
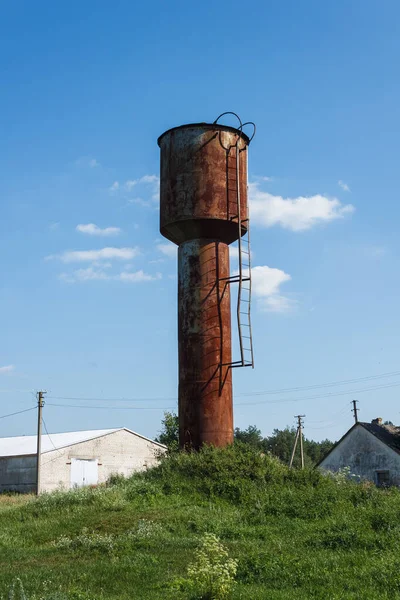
158,123 -> 250,245
158,118 -> 252,450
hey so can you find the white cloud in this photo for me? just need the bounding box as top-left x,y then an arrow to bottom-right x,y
109,181 -> 119,193
252,265 -> 291,296
338,180 -> 350,192
0,365 -> 14,374
112,174 -> 159,193
60,268 -> 161,284
259,295 -> 295,313
110,175 -> 160,205
229,247 -> 239,261
125,180 -> 137,191
125,174 -> 159,189
249,182 -> 355,231
251,265 -> 295,313
125,175 -> 160,202
157,243 -> 177,258
59,267 -> 109,282
48,247 -> 140,263
75,156 -> 99,168
117,271 -> 162,283
255,175 -> 273,182
76,223 -> 121,237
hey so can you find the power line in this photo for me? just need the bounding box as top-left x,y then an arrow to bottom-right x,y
0,389 -> 35,394
307,404 -> 350,424
235,380 -> 400,405
44,379 -> 400,411
47,396 -> 177,403
0,407 -> 36,420
237,370 -> 400,397
46,403 -> 177,411
42,418 -> 61,453
45,369 -> 400,404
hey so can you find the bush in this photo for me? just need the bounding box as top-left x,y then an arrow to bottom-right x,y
184,533 -> 237,600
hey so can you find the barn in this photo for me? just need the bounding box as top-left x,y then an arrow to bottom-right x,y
318,418 -> 400,486
0,428 -> 166,494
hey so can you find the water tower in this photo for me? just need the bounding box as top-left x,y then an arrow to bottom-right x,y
158,113 -> 255,449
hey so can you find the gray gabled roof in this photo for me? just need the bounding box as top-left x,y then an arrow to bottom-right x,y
0,427 -> 166,458
360,422 -> 400,455
317,421 -> 400,466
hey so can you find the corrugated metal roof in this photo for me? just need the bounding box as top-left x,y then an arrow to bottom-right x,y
0,428 -> 121,458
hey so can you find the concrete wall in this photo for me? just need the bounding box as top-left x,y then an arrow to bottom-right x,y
0,455 -> 36,493
0,429 -> 165,494
319,424 -> 400,485
40,429 -> 164,492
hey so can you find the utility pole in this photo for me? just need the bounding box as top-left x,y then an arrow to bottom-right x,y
289,427 -> 299,469
298,415 -> 305,469
296,415 -> 305,469
351,400 -> 359,424
289,415 -> 305,469
36,391 -> 46,496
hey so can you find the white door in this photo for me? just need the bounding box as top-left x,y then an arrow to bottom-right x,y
70,458 -> 98,488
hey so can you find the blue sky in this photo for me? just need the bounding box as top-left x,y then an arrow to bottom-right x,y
1,0 -> 400,443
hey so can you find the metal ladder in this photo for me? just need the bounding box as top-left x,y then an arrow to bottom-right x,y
213,112 -> 255,370
225,144 -> 254,369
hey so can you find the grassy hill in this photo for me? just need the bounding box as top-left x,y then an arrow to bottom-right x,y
2,444 -> 400,599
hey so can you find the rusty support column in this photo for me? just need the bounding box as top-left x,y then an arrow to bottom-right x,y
178,239 -> 233,449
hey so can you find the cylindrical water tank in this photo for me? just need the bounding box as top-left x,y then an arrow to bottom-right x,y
158,123 -> 250,245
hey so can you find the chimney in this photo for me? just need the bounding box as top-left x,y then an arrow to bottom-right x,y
371,418 -> 383,426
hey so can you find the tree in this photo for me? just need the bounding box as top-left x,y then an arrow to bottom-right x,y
156,411 -> 179,451
234,425 -> 264,448
264,427 -> 298,464
234,424 -> 334,468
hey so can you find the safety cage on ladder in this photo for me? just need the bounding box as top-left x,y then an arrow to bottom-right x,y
214,112 -> 256,370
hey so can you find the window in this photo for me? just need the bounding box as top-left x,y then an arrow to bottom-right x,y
376,470 -> 390,487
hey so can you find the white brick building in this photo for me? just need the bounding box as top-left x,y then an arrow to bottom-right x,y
0,428 -> 166,494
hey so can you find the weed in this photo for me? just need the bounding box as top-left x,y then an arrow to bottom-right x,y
183,533 -> 238,600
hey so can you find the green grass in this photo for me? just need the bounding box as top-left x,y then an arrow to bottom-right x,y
2,444 -> 400,599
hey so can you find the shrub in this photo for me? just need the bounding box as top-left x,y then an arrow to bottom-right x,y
184,533 -> 237,599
